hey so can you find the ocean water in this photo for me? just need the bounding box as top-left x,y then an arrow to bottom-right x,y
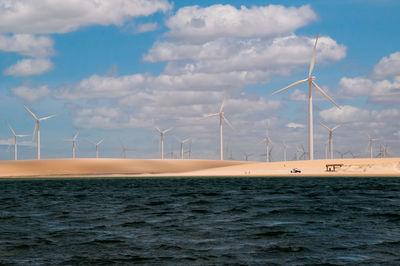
0,177 -> 399,265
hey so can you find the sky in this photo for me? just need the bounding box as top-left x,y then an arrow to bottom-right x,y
0,0 -> 399,161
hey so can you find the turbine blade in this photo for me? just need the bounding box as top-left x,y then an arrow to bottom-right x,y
73,131 -> 79,140
219,88 -> 228,113
153,126 -> 161,133
319,121 -> 330,131
97,139 -> 104,146
271,79 -> 308,96
182,138 -> 191,143
257,138 -> 266,145
174,136 -> 182,143
16,134 -> 30,138
222,116 -> 234,131
32,122 -> 38,141
312,81 -> 341,109
24,105 -> 38,120
308,34 -> 319,78
200,113 -> 219,120
163,127 -> 174,134
7,122 -> 16,136
40,114 -> 58,121
332,124 -> 342,132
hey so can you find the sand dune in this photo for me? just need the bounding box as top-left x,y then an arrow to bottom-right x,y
0,158 -> 399,178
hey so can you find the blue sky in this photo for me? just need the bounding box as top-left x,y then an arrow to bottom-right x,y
0,0 -> 399,161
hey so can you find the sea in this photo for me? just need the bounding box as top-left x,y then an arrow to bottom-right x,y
1,177 -> 399,265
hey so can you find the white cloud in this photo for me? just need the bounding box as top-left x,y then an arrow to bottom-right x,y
135,22 -> 158,33
288,89 -> 307,101
338,74 -> 400,104
0,34 -> 53,57
11,85 -> 51,102
320,105 -> 370,123
287,122 -> 304,129
165,4 -> 316,42
4,58 -> 53,76
55,74 -> 147,100
0,0 -> 172,34
73,106 -> 149,129
146,35 -> 346,76
372,52 -> 400,79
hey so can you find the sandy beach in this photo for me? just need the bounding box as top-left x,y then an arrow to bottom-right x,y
0,158 -> 399,178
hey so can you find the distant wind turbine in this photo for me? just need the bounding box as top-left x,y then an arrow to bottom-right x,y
154,126 -> 174,160
258,122 -> 272,162
87,139 -> 104,159
271,34 -> 341,160
243,152 -> 253,161
175,137 -> 191,159
63,132 -> 79,159
24,105 -> 57,160
282,140 -> 289,162
320,122 -> 342,159
119,140 -> 134,158
366,133 -> 378,159
202,88 -> 234,160
7,122 -> 29,161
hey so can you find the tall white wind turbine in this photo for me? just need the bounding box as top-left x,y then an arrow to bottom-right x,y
154,126 -> 174,160
366,133 -> 378,159
87,139 -> 104,159
7,122 -> 29,161
24,105 -> 57,160
320,122 -> 341,159
271,35 -> 341,160
175,137 -> 191,159
202,89 -> 234,160
63,132 -> 79,159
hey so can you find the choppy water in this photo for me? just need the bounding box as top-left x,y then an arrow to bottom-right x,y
1,177 -> 400,265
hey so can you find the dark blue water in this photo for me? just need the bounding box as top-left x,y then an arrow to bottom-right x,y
1,177 -> 400,265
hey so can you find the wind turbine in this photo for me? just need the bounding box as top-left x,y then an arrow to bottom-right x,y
184,141 -> 192,159
366,133 -> 378,159
7,122 -> 29,161
282,140 -> 289,162
24,105 -> 57,160
294,145 -> 301,161
202,89 -> 234,160
175,137 -> 191,159
87,139 -> 104,159
119,140 -> 134,158
271,35 -> 341,160
258,123 -> 272,162
63,132 -> 79,159
243,152 -> 253,161
320,122 -> 342,159
154,126 -> 174,159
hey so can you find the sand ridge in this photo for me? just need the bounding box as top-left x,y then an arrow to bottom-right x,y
0,158 -> 399,178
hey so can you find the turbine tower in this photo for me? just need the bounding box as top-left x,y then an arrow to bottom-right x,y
202,89 -> 234,160
154,126 -> 174,159
175,137 -> 191,159
7,122 -> 29,161
258,123 -> 272,162
271,35 -> 341,160
320,122 -> 342,159
24,105 -> 57,160
63,132 -> 79,159
87,139 -> 104,159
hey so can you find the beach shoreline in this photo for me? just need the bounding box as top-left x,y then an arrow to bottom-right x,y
0,158 -> 399,178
